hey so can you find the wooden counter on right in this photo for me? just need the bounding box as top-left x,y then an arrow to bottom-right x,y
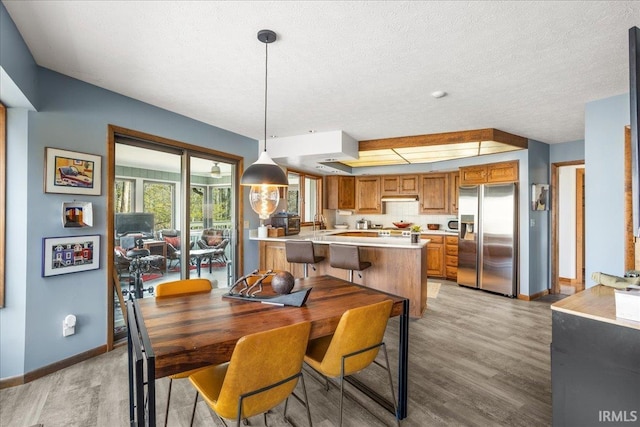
550,285 -> 640,426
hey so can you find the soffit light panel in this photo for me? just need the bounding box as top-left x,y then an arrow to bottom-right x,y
341,149 -> 410,167
343,128 -> 528,168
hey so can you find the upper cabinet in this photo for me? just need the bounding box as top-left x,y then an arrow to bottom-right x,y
460,160 -> 519,185
419,173 -> 449,214
325,176 -> 355,210
449,171 -> 460,215
381,174 -> 419,196
355,176 -> 382,214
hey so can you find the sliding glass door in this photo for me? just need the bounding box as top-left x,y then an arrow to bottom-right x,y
111,133 -> 239,343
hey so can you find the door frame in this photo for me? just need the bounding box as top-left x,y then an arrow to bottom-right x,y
106,124 -> 245,349
551,160 -> 584,295
625,126 -> 635,271
575,168 -> 585,291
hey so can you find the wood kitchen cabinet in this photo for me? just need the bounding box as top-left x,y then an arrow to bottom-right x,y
419,173 -> 449,214
325,175 -> 355,210
423,234 -> 445,278
381,174 -> 419,196
445,235 -> 458,281
355,176 -> 382,214
449,171 -> 460,215
258,240 -> 290,272
487,161 -> 519,183
460,160 -> 519,185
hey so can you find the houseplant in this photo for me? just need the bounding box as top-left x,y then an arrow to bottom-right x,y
410,225 -> 422,243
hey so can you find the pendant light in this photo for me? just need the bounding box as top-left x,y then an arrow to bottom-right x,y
241,29 -> 288,236
210,162 -> 221,178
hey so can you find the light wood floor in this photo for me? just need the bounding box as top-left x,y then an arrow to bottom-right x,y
0,280 -> 554,427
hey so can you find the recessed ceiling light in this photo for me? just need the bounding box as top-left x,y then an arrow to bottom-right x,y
308,130 -> 317,133
325,158 -> 337,162
431,91 -> 447,99
270,135 -> 277,138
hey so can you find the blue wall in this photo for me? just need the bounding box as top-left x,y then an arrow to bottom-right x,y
585,93 -> 629,287
0,2 -> 37,108
527,140 -> 550,295
550,140 -> 584,163
0,5 -> 261,378
2,108 -> 30,377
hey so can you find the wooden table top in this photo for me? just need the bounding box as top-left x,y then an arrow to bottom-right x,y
137,275 -> 407,378
551,284 -> 640,331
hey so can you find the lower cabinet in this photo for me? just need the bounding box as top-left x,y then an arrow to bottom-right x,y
258,240 -> 289,272
551,310 -> 640,426
423,234 -> 444,278
445,235 -> 458,281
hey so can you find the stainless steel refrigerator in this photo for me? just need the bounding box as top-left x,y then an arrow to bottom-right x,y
458,183 -> 518,296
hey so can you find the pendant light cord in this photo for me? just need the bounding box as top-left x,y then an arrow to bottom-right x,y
264,40 -> 268,152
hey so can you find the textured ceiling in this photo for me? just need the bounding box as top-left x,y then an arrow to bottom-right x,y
3,1 -> 639,146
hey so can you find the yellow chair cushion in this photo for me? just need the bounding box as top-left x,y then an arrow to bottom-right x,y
305,299 -> 393,378
155,278 -> 212,298
189,321 -> 311,421
170,367 -> 207,380
188,363 -> 229,408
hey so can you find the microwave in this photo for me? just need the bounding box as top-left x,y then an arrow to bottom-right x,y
270,212 -> 301,235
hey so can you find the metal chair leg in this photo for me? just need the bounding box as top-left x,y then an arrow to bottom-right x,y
381,343 -> 400,427
190,391 -> 199,427
339,373 -> 345,427
300,373 -> 313,427
164,378 -> 173,427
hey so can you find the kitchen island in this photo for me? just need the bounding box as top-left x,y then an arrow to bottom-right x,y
251,230 -> 429,317
550,285 -> 640,426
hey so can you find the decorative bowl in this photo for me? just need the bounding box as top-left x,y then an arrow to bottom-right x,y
427,224 -> 440,230
393,221 -> 412,229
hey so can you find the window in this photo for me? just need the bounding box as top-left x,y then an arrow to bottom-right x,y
143,181 -> 175,231
210,185 -> 232,224
190,185 -> 205,228
109,126 -> 243,348
286,170 -> 322,224
114,178 -> 135,213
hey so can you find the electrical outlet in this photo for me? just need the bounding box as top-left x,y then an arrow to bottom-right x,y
530,219 -> 536,227
63,324 -> 75,337
244,221 -> 249,229
63,314 -> 76,337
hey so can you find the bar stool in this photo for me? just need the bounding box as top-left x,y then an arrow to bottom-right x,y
286,240 -> 325,278
329,244 -> 371,282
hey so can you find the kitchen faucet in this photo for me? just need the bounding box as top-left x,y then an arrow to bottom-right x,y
313,213 -> 326,236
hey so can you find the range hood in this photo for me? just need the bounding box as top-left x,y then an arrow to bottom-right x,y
381,195 -> 419,202
266,130 -> 358,174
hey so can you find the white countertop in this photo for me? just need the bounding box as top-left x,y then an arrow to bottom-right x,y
250,229 -> 431,249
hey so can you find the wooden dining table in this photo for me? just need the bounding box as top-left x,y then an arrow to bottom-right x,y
127,274 -> 410,426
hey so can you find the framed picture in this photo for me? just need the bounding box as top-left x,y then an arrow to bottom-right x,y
532,184 -> 549,211
44,147 -> 101,195
62,201 -> 93,228
42,235 -> 100,277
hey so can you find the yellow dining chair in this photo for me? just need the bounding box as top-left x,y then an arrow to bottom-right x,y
304,299 -> 399,427
154,278 -> 213,427
188,321 -> 313,427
